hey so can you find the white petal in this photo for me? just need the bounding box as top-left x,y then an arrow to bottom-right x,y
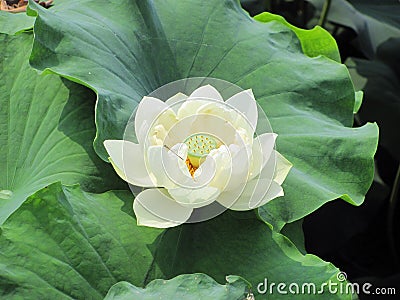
146,146 -> 170,187
164,143 -> 193,185
258,150 -> 292,185
177,100 -> 212,120
146,144 -> 192,188
168,186 -> 221,208
133,189 -> 193,228
194,100 -> 254,141
163,117 -> 194,147
257,149 -> 276,181
234,127 -> 252,147
274,151 -> 293,185
226,89 -> 258,130
189,84 -> 223,101
177,85 -> 224,120
196,101 -> 235,121
217,179 -> 283,211
135,96 -> 177,144
165,92 -> 187,112
215,184 -> 247,210
249,180 -> 284,209
207,144 -> 250,192
208,145 -> 232,189
104,140 -> 154,187
249,133 -> 278,180
192,154 -> 217,187
188,114 -> 237,146
223,145 -> 251,191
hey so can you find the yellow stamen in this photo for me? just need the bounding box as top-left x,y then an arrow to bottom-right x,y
185,159 -> 198,177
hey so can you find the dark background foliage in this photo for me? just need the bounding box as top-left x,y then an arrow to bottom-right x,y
241,1 -> 400,299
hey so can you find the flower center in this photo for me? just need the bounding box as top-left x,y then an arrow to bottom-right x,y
184,134 -> 219,171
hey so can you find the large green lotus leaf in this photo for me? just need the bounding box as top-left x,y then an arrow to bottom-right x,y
149,211 -> 350,299
281,219 -> 306,255
0,11 -> 34,34
254,12 -> 341,63
0,182 -> 162,299
0,33 -> 124,224
104,274 -> 249,300
29,0 -> 378,229
0,183 -> 350,300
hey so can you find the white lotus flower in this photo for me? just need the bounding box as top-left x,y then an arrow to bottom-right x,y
104,85 -> 292,228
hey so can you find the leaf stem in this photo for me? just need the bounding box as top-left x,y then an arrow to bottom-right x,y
318,0 -> 332,28
388,163 -> 400,266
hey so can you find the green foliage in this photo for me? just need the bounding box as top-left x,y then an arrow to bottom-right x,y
0,183 -> 350,299
148,210 -> 350,299
0,0 -> 383,298
0,11 -> 34,34
104,274 -> 250,300
29,0 -> 378,230
254,12 -> 341,62
0,183 -> 162,299
0,33 -> 124,224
